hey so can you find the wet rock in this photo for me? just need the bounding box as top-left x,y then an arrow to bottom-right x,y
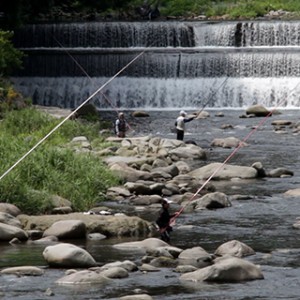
43,220 -> 86,239
0,203 -> 21,217
43,243 -> 97,268
56,270 -> 111,285
180,256 -> 264,282
1,266 -> 44,276
0,223 -> 28,241
214,240 -> 256,258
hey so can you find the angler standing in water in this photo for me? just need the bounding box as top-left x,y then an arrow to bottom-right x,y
156,198 -> 179,242
175,110 -> 196,141
115,112 -> 128,138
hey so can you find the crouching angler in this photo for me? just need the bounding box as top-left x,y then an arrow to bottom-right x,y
156,198 -> 179,242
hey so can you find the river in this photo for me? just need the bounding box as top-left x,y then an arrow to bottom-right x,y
0,108 -> 299,299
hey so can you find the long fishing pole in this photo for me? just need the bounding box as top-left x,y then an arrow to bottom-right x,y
167,82 -> 300,229
0,50 -> 145,182
197,76 -> 230,116
52,35 -> 138,132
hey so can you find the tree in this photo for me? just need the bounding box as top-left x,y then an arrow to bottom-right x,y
0,31 -> 23,76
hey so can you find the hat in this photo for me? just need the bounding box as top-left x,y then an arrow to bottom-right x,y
162,198 -> 173,204
180,110 -> 186,116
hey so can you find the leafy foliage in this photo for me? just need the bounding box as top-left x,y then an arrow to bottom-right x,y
2,0 -> 300,27
0,31 -> 23,76
0,108 -> 121,214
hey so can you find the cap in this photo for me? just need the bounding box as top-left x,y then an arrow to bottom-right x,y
180,110 -> 186,116
119,112 -> 124,117
162,198 -> 173,204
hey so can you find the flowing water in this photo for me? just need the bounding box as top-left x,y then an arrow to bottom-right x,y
0,109 -> 300,300
3,19 -> 300,299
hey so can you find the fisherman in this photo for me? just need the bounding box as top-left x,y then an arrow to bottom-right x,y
156,198 -> 179,242
175,110 -> 196,141
115,112 -> 128,138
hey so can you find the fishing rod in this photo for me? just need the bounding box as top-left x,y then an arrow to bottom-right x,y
0,50 -> 145,182
197,76 -> 230,116
166,81 -> 300,230
52,36 -> 134,129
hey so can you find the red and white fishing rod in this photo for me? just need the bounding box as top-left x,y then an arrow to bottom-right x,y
169,90 -> 300,226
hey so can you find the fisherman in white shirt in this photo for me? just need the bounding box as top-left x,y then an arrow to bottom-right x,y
175,110 -> 195,141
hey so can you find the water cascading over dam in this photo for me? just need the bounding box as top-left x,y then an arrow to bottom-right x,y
11,21 -> 300,109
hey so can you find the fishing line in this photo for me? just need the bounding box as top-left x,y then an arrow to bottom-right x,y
52,36 -> 131,125
169,81 -> 300,226
0,50 -> 145,182
197,76 -> 229,115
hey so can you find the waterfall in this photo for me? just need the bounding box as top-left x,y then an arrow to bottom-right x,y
12,21 -> 300,109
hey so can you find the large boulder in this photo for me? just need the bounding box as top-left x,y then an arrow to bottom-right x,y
180,256 -> 264,282
43,243 -> 97,268
246,104 -> 271,117
0,203 -> 21,217
0,223 -> 28,241
211,137 -> 248,148
0,212 -> 22,228
214,240 -> 255,258
113,238 -> 180,253
178,246 -> 213,268
43,220 -> 86,239
189,162 -> 258,180
17,213 -> 152,237
109,162 -> 153,182
169,144 -> 207,160
192,192 -> 232,210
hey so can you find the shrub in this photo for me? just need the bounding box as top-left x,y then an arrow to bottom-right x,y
0,107 -> 121,214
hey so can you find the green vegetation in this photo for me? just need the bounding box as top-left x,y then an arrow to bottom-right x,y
2,0 -> 300,29
0,31 -> 23,76
0,107 -> 121,214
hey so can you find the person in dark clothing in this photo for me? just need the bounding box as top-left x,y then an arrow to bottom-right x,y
115,112 -> 128,138
175,110 -> 196,141
156,198 -> 178,242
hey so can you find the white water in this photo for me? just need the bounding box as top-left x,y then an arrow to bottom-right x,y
12,76 -> 300,109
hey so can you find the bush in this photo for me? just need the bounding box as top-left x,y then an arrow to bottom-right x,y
0,31 -> 24,77
0,107 -> 121,214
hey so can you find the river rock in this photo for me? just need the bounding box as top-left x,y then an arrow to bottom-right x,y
189,162 -> 258,180
1,266 -> 44,276
109,162 -> 153,182
180,256 -> 264,282
0,223 -> 28,241
17,213 -> 152,237
168,144 -> 207,160
284,188 -> 300,197
56,270 -> 111,285
178,246 -> 213,268
113,237 -> 173,252
43,243 -> 97,267
267,167 -> 294,178
246,104 -> 271,117
100,266 -> 129,278
211,136 -> 248,148
192,192 -> 232,210
96,260 -> 138,272
214,240 -> 256,257
43,220 -> 86,239
0,203 -> 21,217
0,212 -> 22,228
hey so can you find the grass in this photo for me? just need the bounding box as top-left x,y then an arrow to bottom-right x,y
0,107 -> 121,214
155,0 -> 300,19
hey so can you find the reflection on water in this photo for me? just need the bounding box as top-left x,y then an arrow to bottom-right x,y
0,110 -> 300,299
